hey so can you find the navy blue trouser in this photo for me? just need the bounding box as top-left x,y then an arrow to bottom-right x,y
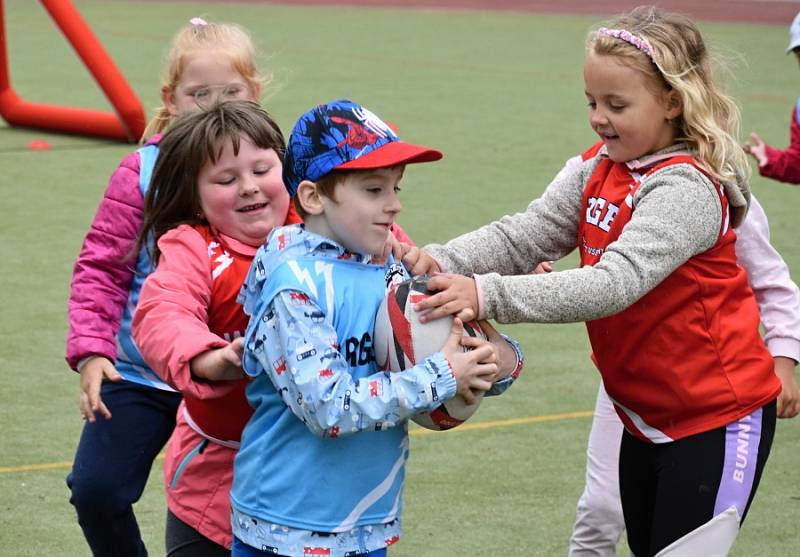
67,380 -> 181,557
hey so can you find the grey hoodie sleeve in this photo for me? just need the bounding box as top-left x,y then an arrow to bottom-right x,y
430,163 -> 723,324
425,157 -> 593,276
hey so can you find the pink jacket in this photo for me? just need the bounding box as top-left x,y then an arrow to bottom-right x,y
65,136 -> 161,370
133,225 -> 249,548
133,221 -> 414,548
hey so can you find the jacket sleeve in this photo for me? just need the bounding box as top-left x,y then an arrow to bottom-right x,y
735,195 -> 800,362
132,226 -> 235,399
472,165 -> 721,324
760,102 -> 800,184
65,151 -> 144,370
245,292 -> 457,438
425,157 -> 592,278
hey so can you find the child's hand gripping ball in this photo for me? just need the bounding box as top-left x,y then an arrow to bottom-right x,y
374,275 -> 487,430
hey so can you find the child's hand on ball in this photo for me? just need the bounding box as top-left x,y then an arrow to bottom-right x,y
442,318 -> 497,404
415,274 -> 479,323
473,320 -> 519,380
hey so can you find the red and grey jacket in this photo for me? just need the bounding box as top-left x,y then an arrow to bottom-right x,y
579,152 -> 780,443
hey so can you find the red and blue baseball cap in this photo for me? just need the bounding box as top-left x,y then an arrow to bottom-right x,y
283,99 -> 443,196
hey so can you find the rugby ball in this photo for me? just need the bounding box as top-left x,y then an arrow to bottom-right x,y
374,275 -> 487,430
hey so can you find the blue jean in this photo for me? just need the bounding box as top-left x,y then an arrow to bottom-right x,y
232,537 -> 387,557
67,380 -> 181,557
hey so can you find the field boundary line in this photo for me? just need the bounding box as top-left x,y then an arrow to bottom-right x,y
0,454 -> 165,475
410,409 -> 593,436
0,410 -> 593,474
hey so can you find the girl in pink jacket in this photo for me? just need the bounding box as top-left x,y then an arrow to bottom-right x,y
130,100 -> 417,555
132,100 -> 299,556
65,19 -> 265,557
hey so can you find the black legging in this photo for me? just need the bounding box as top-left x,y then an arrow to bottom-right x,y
166,509 -> 230,557
620,400 -> 776,556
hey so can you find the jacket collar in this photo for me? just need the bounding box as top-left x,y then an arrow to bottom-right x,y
595,143 -> 693,171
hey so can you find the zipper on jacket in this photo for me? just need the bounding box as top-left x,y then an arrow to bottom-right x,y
169,438 -> 208,489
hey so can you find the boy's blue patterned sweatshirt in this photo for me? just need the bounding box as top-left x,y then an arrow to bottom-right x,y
230,224 -> 459,556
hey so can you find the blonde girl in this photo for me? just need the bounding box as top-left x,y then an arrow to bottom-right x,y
66,18 -> 263,557
407,7 -> 779,556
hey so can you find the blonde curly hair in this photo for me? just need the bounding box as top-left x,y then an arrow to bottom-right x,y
587,6 -> 749,191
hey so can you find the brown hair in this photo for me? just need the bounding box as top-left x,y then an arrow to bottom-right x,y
135,100 -> 285,264
292,170 -> 345,219
141,20 -> 266,140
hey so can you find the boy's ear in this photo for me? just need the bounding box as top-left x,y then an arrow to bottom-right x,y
664,89 -> 682,120
161,86 -> 178,117
296,180 -> 325,215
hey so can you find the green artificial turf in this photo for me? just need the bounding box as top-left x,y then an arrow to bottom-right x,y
1,1 -> 798,555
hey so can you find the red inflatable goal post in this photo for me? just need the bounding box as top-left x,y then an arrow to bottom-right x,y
0,0 -> 145,143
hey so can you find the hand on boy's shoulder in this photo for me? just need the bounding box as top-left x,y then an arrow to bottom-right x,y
400,245 -> 440,276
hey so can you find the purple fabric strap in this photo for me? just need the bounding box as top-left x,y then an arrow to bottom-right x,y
713,407 -> 763,520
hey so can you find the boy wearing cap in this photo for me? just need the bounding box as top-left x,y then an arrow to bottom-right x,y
229,100 -> 523,557
744,12 -> 800,184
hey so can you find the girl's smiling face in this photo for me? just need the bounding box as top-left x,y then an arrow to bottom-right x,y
584,52 -> 681,163
197,135 -> 289,246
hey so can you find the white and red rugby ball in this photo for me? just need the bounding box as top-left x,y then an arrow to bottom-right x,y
374,275 -> 487,431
